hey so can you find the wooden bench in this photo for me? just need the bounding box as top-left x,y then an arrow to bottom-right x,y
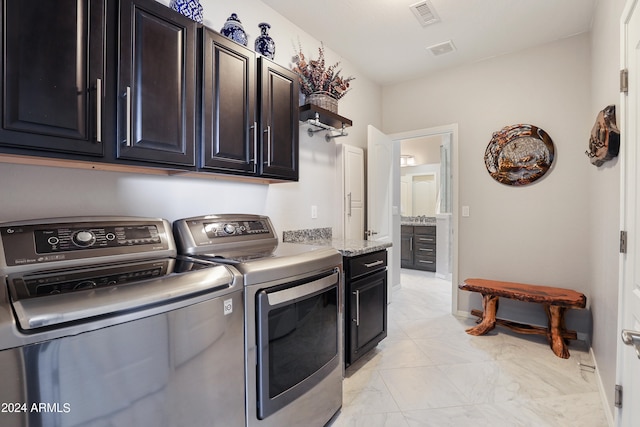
459,278 -> 587,359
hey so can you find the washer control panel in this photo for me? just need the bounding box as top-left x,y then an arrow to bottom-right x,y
0,218 -> 172,269
33,225 -> 161,253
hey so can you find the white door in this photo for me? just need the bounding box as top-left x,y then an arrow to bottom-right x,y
366,125 -> 393,242
367,125 -> 395,299
618,1 -> 640,425
343,144 -> 365,240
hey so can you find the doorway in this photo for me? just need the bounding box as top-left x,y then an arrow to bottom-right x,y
389,124 -> 458,314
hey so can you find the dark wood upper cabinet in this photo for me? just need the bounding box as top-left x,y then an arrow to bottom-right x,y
0,1 -> 299,182
258,58 -> 299,181
117,0 -> 196,167
200,28 -> 256,174
0,0 -> 107,156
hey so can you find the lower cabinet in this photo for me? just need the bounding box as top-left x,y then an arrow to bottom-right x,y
401,225 -> 436,271
344,250 -> 388,367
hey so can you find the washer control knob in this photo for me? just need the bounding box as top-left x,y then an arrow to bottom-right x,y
223,224 -> 236,235
73,230 -> 96,247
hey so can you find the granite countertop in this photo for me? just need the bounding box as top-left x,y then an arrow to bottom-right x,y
311,238 -> 392,257
281,227 -> 391,257
401,216 -> 436,226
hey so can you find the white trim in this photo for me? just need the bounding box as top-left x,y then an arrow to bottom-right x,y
592,347 -> 616,427
389,123 -> 459,315
616,1 -> 637,426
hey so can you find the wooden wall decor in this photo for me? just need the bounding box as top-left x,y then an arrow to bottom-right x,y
585,105 -> 620,167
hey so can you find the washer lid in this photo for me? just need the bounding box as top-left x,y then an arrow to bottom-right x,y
8,257 -> 236,330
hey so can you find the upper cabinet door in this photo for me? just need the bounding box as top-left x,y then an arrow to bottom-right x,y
258,58 -> 299,181
200,28 -> 256,174
118,0 -> 196,167
1,0 -> 106,156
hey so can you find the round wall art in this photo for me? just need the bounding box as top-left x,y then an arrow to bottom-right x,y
484,124 -> 555,186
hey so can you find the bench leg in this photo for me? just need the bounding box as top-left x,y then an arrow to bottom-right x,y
466,294 -> 499,336
545,304 -> 570,359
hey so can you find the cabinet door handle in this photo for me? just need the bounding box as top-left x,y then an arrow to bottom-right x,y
347,192 -> 352,217
418,260 -> 434,264
353,289 -> 360,326
410,237 -> 413,251
264,125 -> 271,166
419,237 -> 434,242
419,248 -> 433,252
96,78 -> 102,143
251,122 -> 257,172
125,86 -> 132,147
364,260 -> 384,268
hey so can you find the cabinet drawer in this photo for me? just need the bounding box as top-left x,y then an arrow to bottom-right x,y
414,235 -> 436,245
415,246 -> 435,256
414,257 -> 436,269
414,226 -> 435,236
346,250 -> 387,280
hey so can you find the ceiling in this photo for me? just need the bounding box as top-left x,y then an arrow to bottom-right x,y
261,0 -> 598,86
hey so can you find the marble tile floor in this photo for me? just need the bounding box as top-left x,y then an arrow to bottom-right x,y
329,269 -> 609,427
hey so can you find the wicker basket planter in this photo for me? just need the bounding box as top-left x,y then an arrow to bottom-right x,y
306,91 -> 338,114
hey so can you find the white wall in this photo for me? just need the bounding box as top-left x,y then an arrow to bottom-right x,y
588,0 -> 626,418
0,0 -> 382,240
383,34 -> 593,332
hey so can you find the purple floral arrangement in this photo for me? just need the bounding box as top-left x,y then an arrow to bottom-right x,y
292,42 -> 354,100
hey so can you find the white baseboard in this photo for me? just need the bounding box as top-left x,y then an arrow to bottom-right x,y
590,347 -> 615,427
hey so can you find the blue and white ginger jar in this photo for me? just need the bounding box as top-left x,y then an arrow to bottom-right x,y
170,0 -> 203,23
221,13 -> 248,46
255,23 -> 275,59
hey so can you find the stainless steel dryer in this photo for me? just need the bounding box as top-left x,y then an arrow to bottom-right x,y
173,214 -> 343,427
0,216 -> 245,427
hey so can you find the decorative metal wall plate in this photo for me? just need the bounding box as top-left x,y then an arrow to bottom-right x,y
484,124 -> 555,186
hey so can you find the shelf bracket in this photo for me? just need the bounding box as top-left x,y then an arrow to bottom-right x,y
305,113 -> 349,142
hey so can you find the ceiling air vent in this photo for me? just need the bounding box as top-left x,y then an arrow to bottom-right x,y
410,0 -> 440,27
426,40 -> 456,56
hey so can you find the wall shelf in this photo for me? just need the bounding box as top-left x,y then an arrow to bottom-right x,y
299,104 -> 353,142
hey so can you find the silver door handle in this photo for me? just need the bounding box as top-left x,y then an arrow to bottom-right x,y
96,78 -> 102,143
347,192 -> 352,217
264,125 -> 271,166
621,329 -> 640,359
125,86 -> 132,147
353,289 -> 360,326
251,122 -> 257,172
